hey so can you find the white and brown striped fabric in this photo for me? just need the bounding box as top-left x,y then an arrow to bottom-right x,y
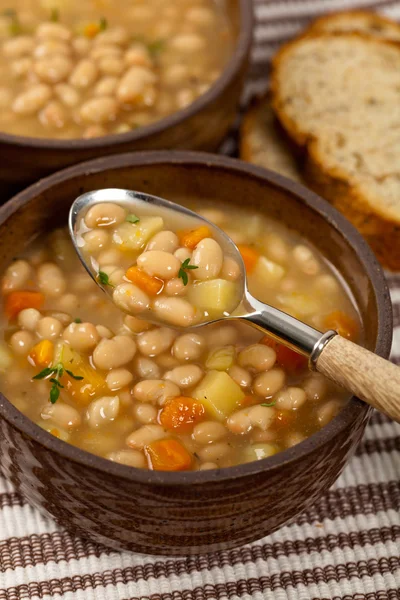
1,1 -> 400,598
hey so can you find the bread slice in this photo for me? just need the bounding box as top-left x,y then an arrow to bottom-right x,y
271,33 -> 400,269
305,10 -> 400,41
240,95 -> 303,182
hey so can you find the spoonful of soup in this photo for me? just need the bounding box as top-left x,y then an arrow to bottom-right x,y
69,188 -> 400,423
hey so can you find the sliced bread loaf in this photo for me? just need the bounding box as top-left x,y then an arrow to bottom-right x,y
271,33 -> 400,269
305,10 -> 400,41
240,95 -> 302,182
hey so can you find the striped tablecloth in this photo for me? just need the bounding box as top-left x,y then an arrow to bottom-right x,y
1,1 -> 400,598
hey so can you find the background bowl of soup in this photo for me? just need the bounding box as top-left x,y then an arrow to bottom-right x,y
0,0 -> 253,193
0,151 -> 392,555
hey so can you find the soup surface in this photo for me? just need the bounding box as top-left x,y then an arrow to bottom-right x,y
77,199 -> 244,325
0,0 -> 232,139
0,201 -> 360,471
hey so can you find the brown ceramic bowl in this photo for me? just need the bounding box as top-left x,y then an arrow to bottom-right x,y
0,152 -> 392,556
0,0 -> 253,194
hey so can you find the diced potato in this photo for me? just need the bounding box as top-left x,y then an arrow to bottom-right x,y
241,443 -> 278,463
188,279 -> 240,316
278,292 -> 321,318
0,342 -> 12,372
205,345 -> 235,371
250,256 -> 285,286
193,370 -> 245,420
56,342 -> 106,405
112,217 -> 164,252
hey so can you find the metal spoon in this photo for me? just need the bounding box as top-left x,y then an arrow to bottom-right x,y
69,188 -> 400,423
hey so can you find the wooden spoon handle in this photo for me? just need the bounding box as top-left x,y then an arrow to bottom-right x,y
316,335 -> 400,422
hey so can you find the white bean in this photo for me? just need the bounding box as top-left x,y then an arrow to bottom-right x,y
191,238 -> 223,280
171,34 -> 205,52
80,96 -> 118,124
18,308 -> 41,332
107,449 -> 146,468
72,36 -> 91,56
69,59 -> 98,89
54,83 -> 80,107
205,325 -> 238,348
137,251 -> 180,279
93,76 -> 118,97
197,442 -> 229,462
253,368 -> 285,398
36,317 -> 62,340
91,45 -> 122,60
133,379 -> 180,406
124,44 -> 152,68
34,40 -> 71,58
192,421 -> 227,445
34,55 -> 72,83
2,260 -> 32,293
106,368 -> 133,391
302,374 -> 328,402
63,322 -> 100,352
174,248 -> 192,262
126,424 -> 166,449
93,335 -> 137,370
227,405 -> 275,434
83,125 -> 106,138
133,403 -> 157,425
94,26 -> 129,46
164,365 -> 203,389
137,327 -> 175,356
11,57 -> 32,78
56,293 -> 79,313
96,325 -> 113,339
37,263 -> 66,297
40,101 -> 66,128
199,462 -> 218,471
238,344 -> 276,372
134,357 -> 160,380
113,283 -> 150,315
164,278 -> 187,296
124,315 -> 152,334
147,231 -> 179,253
221,257 -> 241,281
116,66 -> 157,106
36,22 -> 71,41
153,297 -> 196,327
275,387 -> 307,411
293,245 -> 320,276
317,399 -> 342,427
98,57 -> 124,76
10,331 -> 34,356
97,249 -> 121,266
3,36 -> 35,57
172,333 -> 205,361
86,396 -> 119,428
41,402 -> 81,430
228,365 -> 252,388
13,84 -> 52,115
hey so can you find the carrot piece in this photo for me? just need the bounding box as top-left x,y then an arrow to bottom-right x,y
125,266 -> 164,296
5,291 -> 45,320
178,226 -> 211,249
159,396 -> 205,433
323,311 -> 359,341
261,336 -> 308,373
145,439 -> 192,471
237,245 -> 259,274
29,340 -> 54,367
83,23 -> 100,38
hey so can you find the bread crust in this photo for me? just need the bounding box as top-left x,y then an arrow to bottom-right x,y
304,10 -> 400,41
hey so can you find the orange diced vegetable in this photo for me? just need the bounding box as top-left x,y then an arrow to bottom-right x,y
145,439 -> 192,471
323,311 -> 359,341
29,340 -> 54,367
275,411 -> 295,429
83,22 -> 100,38
5,291 -> 45,320
125,266 -> 164,296
240,395 -> 260,407
261,336 -> 308,373
60,344 -> 106,405
178,226 -> 211,249
159,396 -> 205,433
237,245 -> 259,274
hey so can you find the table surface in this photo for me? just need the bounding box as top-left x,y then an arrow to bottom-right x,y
1,1 -> 400,598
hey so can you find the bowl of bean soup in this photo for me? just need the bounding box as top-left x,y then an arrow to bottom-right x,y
0,151 -> 392,554
0,0 -> 252,191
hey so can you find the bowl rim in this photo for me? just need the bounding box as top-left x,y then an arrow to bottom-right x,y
0,150 -> 393,486
0,0 -> 253,150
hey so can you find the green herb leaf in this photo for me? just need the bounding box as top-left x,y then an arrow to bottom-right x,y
99,16 -> 107,30
66,369 -> 84,381
2,8 -> 16,17
126,214 -> 140,224
49,378 -> 64,388
50,8 -> 59,22
50,385 -> 60,404
178,259 -> 198,286
98,270 -> 114,287
32,367 -> 55,380
74,318 -> 82,323
147,39 -> 165,57
261,401 -> 276,407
